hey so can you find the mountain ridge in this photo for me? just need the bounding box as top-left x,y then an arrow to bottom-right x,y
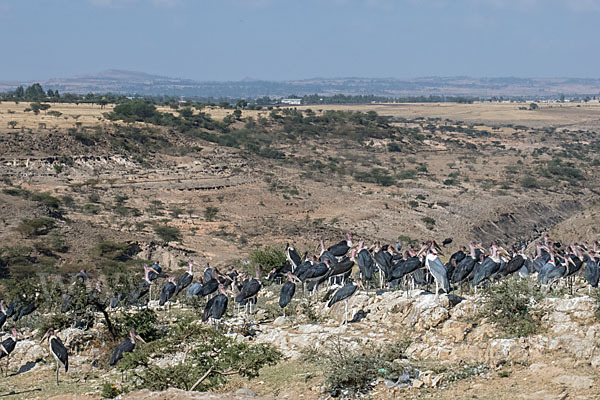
1,70 -> 600,98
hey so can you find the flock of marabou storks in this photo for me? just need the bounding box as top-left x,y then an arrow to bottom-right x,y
1,232 -> 599,385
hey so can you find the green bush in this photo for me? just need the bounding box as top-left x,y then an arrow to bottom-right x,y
115,309 -> 160,342
94,241 -> 137,261
116,320 -> 281,391
153,224 -> 182,243
204,206 -> 219,222
480,278 -> 543,338
101,383 -> 122,399
318,338 -> 412,396
520,176 -> 538,189
16,217 -> 56,237
83,203 -> 101,214
421,216 -> 436,228
249,246 -> 286,271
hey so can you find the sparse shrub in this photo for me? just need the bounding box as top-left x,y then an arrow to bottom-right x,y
82,203 -> 101,214
520,176 -> 538,189
204,206 -> 219,222
16,217 -> 56,237
421,216 -> 436,229
153,224 -> 182,243
115,309 -> 160,342
94,241 -> 138,261
116,320 -> 281,391
249,246 -> 286,271
101,383 -> 122,399
88,193 -> 101,203
319,338 -> 412,396
480,278 -> 543,338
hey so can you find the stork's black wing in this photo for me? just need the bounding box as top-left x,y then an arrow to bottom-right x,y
327,283 -> 357,308
176,273 -> 193,295
200,279 -> 219,297
357,249 -> 374,281
51,337 -> 68,372
109,338 -> 134,366
235,279 -> 261,303
279,282 -> 296,308
328,241 -> 349,257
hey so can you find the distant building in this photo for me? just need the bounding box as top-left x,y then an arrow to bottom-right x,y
280,98 -> 302,105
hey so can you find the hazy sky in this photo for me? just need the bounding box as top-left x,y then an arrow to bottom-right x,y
1,0 -> 598,81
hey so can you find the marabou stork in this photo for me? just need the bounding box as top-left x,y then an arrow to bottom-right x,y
355,242 -> 375,282
175,261 -> 194,296
584,251 -> 599,291
187,276 -> 204,297
13,292 -> 38,322
299,260 -> 330,295
327,253 -> 354,286
0,329 -> 17,376
472,243 -> 501,289
285,244 -> 302,273
327,232 -> 353,257
199,270 -> 220,298
424,242 -> 449,298
0,301 -> 7,330
374,245 -> 394,288
202,284 -> 229,329
279,272 -> 301,317
148,261 -> 164,281
128,265 -> 151,306
109,330 -> 145,366
235,267 -> 262,321
442,238 -> 453,247
159,277 -> 177,306
41,328 -> 68,385
499,246 -> 528,277
327,280 -> 363,325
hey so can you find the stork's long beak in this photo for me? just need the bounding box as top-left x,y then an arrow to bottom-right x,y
40,330 -> 48,344
136,334 -> 146,344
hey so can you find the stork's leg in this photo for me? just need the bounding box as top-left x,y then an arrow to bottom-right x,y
56,360 -> 59,385
435,280 -> 439,300
283,306 -> 286,318
344,299 -> 348,325
149,286 -> 152,304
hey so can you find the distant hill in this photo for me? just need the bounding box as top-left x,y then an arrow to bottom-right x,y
1,70 -> 600,98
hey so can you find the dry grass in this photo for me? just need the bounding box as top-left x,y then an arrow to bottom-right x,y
0,102 -> 112,130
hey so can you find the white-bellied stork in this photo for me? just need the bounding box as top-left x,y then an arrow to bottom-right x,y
41,328 -> 68,385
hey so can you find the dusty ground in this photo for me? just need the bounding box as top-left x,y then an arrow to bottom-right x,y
1,101 -> 600,399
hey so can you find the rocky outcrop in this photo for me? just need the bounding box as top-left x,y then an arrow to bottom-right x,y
257,289 -> 600,370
